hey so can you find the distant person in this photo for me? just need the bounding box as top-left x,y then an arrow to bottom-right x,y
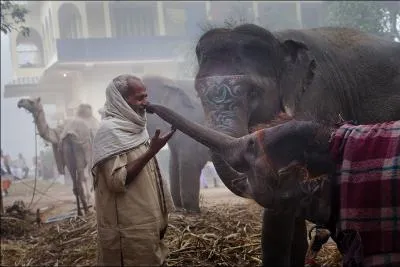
2,151 -> 12,175
32,156 -> 43,178
18,153 -> 29,179
200,169 -> 209,189
1,150 -> 12,196
1,150 -> 8,175
91,74 -> 175,266
202,161 -> 220,188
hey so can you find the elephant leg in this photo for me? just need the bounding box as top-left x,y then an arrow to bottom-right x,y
74,179 -> 82,216
77,168 -> 89,214
80,167 -> 92,205
82,173 -> 91,205
169,151 -> 182,210
261,209 -> 297,267
180,160 -> 201,213
290,218 -> 308,267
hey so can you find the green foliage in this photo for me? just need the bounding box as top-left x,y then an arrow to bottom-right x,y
1,0 -> 29,36
325,1 -> 399,39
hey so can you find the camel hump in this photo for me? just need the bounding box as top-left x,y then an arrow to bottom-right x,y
60,117 -> 92,143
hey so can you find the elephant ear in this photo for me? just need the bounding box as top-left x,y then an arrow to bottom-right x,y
281,39 -> 309,63
281,39 -> 317,94
163,84 -> 195,109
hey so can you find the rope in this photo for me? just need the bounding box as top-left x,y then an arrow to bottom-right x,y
28,127 -> 38,209
31,179 -> 58,207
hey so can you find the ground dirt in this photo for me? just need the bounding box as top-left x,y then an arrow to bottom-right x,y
3,179 -> 249,219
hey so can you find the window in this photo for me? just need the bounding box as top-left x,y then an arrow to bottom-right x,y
16,28 -> 44,68
110,2 -> 157,37
86,2 -> 106,37
164,7 -> 187,36
58,3 -> 83,39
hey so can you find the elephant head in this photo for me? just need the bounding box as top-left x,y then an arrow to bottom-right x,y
147,103 -> 334,219
193,24 -> 317,198
194,24 -> 316,137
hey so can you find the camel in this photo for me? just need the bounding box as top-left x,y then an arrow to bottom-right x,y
17,97 -> 99,215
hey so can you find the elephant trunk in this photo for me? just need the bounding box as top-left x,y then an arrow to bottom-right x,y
147,103 -> 237,153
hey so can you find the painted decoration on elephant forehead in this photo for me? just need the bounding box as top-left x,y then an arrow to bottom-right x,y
195,75 -> 247,104
195,75 -> 246,91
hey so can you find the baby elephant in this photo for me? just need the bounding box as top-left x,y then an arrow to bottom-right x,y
146,103 -> 400,267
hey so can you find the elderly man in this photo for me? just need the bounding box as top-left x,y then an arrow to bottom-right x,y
91,74 -> 175,266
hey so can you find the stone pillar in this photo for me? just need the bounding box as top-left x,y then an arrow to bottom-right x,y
80,2 -> 90,38
296,1 -> 303,29
205,1 -> 212,20
157,1 -> 166,36
252,1 -> 259,24
104,1 -> 112,37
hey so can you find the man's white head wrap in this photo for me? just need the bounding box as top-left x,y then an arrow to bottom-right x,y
91,76 -> 150,171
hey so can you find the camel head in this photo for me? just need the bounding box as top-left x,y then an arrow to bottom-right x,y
17,97 -> 42,114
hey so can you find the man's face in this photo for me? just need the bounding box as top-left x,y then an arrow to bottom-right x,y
126,79 -> 148,117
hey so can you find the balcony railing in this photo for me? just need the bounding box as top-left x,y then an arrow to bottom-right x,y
56,36 -> 194,62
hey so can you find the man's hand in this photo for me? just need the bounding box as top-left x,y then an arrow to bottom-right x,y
149,128 -> 176,153
124,127 -> 176,186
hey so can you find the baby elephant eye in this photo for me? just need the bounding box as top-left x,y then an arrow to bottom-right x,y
247,138 -> 257,153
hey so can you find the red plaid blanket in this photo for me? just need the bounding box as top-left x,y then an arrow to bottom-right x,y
330,121 -> 400,266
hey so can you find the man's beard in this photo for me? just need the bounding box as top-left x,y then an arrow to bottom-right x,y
129,104 -> 145,117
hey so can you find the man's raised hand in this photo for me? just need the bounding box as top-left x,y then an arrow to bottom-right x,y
149,127 -> 177,153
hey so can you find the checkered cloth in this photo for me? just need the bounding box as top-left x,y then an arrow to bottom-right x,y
330,121 -> 400,266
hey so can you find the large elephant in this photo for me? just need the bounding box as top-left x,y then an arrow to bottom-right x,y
142,75 -> 210,213
192,24 -> 400,266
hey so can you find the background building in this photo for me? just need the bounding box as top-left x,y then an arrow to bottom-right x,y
3,1 -> 324,119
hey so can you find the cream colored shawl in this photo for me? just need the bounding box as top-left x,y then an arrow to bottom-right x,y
91,80 -> 150,170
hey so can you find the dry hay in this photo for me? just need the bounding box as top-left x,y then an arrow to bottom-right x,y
1,201 -> 37,239
1,202 -> 341,266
